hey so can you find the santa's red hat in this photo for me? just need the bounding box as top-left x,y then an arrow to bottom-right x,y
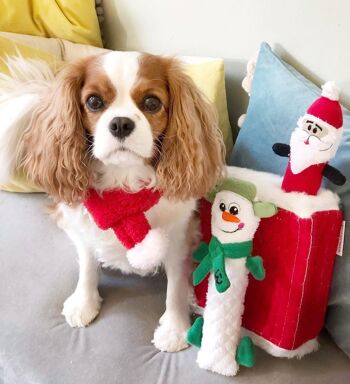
306,82 -> 343,129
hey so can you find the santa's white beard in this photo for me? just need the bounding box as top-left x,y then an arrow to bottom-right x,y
290,126 -> 341,174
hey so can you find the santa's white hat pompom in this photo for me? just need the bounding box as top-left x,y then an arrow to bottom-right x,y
306,81 -> 343,129
321,81 -> 340,101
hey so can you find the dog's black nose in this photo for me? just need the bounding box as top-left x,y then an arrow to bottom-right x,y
109,117 -> 135,139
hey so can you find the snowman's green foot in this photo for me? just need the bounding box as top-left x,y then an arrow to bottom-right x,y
236,336 -> 255,368
186,316 -> 204,348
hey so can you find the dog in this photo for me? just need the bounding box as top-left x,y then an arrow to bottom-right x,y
0,52 -> 225,352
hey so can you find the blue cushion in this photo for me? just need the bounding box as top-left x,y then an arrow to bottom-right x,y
230,42 -> 350,357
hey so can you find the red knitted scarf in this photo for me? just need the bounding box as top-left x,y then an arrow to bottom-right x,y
84,188 -> 161,249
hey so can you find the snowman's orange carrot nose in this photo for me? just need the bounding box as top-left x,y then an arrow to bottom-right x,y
222,211 -> 240,223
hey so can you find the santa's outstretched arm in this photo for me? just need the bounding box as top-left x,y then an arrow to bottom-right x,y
272,143 -> 290,157
322,164 -> 346,186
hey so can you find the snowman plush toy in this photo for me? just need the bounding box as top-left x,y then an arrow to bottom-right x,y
187,177 -> 277,376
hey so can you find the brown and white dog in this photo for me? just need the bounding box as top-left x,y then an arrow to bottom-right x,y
0,52 -> 225,352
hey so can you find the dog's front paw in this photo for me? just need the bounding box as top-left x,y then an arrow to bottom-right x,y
62,291 -> 102,328
152,320 -> 190,352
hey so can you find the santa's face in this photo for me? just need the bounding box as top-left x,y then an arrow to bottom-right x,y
302,119 -> 328,140
211,191 -> 260,244
289,115 -> 342,174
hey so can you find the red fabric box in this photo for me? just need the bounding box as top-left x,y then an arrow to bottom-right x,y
194,167 -> 343,358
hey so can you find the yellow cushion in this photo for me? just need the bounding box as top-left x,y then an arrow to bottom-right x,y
0,0 -> 102,47
0,36 -> 232,193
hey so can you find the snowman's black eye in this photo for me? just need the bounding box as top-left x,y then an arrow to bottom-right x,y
219,202 -> 226,212
229,205 -> 239,215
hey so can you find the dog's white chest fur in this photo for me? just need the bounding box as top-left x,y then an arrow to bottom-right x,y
56,197 -> 195,274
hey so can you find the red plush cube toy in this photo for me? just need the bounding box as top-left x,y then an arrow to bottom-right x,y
194,166 -> 343,358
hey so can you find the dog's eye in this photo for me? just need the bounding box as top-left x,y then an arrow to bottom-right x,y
143,96 -> 162,113
86,95 -> 104,112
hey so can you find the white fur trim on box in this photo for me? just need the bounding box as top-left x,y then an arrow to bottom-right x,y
242,328 -> 319,358
227,166 -> 340,219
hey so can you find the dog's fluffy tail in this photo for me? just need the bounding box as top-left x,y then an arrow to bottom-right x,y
0,56 -> 55,183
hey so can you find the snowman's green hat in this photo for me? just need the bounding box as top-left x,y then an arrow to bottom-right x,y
207,177 -> 277,219
207,177 -> 257,203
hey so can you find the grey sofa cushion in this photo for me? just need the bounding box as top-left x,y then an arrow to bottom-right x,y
0,191 -> 349,384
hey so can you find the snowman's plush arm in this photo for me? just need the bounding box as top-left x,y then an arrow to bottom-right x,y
246,256 -> 265,280
193,242 -> 209,262
322,164 -> 346,186
272,143 -> 290,157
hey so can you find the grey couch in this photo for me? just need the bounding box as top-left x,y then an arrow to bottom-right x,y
1,191 -> 349,384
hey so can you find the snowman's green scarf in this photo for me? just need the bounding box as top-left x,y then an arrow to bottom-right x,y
193,237 -> 265,293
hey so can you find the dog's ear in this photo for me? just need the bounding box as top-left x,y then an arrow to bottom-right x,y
20,59 -> 90,203
156,59 -> 225,200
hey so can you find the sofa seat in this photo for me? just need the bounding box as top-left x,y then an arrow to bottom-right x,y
0,191 -> 349,384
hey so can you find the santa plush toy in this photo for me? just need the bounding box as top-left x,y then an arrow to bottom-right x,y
273,81 -> 346,195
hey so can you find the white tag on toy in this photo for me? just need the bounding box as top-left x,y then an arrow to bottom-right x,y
337,221 -> 346,257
